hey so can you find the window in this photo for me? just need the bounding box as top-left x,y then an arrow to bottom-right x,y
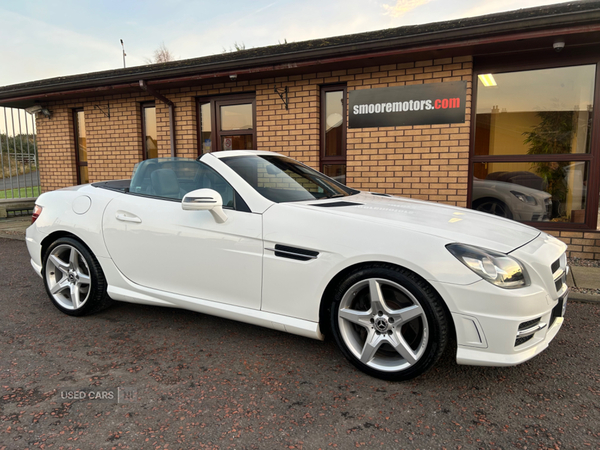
471,64 -> 598,229
129,157 -> 236,207
142,103 -> 158,159
73,109 -> 88,184
198,94 -> 255,154
321,85 -> 347,184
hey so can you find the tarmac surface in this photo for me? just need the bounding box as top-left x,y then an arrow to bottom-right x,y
0,170 -> 39,190
0,219 -> 599,448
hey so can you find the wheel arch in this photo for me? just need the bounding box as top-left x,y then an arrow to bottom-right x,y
41,231 -> 95,266
40,230 -> 113,315
472,196 -> 514,218
318,260 -> 455,341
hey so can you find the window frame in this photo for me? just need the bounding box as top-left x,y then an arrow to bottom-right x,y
72,108 -> 88,185
320,84 -> 348,177
469,56 -> 600,231
196,93 -> 256,154
141,102 -> 157,160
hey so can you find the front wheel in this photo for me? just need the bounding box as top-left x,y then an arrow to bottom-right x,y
43,237 -> 111,316
331,265 -> 448,381
473,198 -> 513,219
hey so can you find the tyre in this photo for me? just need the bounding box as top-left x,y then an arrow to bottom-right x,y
330,265 -> 448,381
473,198 -> 513,219
43,237 -> 111,316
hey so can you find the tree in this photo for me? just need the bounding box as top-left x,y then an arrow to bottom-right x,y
145,42 -> 176,64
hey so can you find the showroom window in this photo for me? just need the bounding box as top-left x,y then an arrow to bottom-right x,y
471,64 -> 599,229
197,94 -> 255,154
141,102 -> 158,159
321,85 -> 347,184
73,108 -> 88,184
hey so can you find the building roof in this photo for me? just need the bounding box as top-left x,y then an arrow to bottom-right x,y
1,0 -> 600,106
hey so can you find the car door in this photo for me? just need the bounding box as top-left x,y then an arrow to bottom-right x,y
102,162 -> 263,310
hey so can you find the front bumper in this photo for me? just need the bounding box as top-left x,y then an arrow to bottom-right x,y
433,279 -> 566,366
433,233 -> 568,367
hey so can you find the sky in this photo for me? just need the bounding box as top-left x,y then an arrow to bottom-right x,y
0,0 -> 571,87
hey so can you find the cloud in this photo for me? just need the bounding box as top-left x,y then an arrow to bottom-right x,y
383,0 -> 432,18
459,0 -> 566,19
0,7 -> 121,85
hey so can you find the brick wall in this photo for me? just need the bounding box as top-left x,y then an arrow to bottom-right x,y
34,55 -> 600,259
36,95 -> 150,191
35,106 -> 78,191
36,55 -> 472,207
548,231 -> 600,260
345,56 -> 472,206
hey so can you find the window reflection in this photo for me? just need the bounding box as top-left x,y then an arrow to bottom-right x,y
475,65 -> 595,157
472,162 -> 588,223
325,91 -> 344,157
74,109 -> 88,184
323,164 -> 346,185
221,135 -> 253,151
143,105 -> 158,159
200,103 -> 212,154
220,104 -> 253,131
473,65 -> 595,226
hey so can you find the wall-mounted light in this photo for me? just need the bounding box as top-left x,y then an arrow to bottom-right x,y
229,74 -> 237,80
478,74 -> 497,87
25,104 -> 52,118
553,41 -> 565,52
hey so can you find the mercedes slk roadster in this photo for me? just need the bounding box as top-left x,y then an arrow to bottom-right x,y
26,151 -> 569,380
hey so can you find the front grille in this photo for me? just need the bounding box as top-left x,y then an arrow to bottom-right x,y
551,258 -> 560,274
519,318 -> 541,330
515,335 -> 534,346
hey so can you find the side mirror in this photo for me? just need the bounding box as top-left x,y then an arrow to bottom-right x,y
182,189 -> 228,223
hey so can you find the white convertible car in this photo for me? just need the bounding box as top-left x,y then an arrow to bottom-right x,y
26,151 -> 569,380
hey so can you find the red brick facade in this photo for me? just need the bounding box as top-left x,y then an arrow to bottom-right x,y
33,54 -> 600,260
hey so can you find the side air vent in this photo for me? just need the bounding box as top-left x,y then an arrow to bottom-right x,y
311,201 -> 362,208
267,244 -> 319,261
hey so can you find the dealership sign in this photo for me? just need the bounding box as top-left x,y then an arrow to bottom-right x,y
348,81 -> 467,128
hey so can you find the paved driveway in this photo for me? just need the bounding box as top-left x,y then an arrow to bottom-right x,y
0,170 -> 39,191
1,237 -> 599,449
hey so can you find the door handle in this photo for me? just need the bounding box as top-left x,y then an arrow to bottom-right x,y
116,213 -> 142,223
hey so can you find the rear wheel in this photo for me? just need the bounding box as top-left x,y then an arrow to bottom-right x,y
331,265 -> 448,381
43,237 -> 111,316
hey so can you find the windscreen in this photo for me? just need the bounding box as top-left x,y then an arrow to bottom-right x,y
221,154 -> 358,203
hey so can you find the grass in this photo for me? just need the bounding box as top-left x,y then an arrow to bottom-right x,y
0,186 -> 41,199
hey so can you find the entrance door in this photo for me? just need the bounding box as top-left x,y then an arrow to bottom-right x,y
198,94 -> 256,154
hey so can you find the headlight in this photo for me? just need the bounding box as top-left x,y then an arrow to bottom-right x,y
510,190 -> 537,205
446,243 -> 528,289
